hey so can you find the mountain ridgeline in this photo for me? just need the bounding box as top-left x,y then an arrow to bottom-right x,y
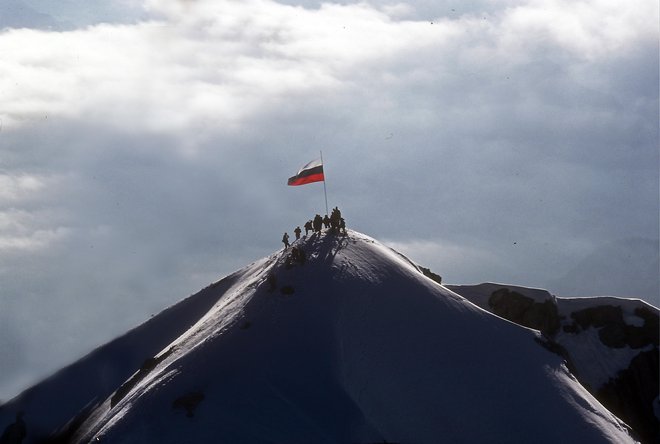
0,230 -> 655,443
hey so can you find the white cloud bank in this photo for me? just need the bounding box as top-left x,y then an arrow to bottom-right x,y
2,0 -> 654,132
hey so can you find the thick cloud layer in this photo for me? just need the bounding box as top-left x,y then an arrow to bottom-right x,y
0,0 -> 658,400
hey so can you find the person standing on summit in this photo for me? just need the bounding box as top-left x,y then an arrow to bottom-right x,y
330,207 -> 341,232
339,217 -> 347,235
313,214 -> 323,232
282,232 -> 290,249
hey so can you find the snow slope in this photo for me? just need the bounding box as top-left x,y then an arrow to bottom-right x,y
448,282 -> 659,443
1,231 -> 637,443
0,263 -> 239,440
447,283 -> 658,392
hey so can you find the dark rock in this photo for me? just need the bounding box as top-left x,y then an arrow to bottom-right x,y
571,305 -> 658,349
598,350 -> 659,444
280,285 -> 295,295
598,324 -> 627,348
488,288 -> 560,336
172,391 -> 205,418
571,305 -> 623,330
534,337 -> 578,376
568,304 -> 659,443
111,347 -> 175,408
634,307 -> 659,346
419,266 -> 442,285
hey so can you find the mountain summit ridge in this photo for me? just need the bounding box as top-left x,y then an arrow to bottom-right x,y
0,230 -> 640,443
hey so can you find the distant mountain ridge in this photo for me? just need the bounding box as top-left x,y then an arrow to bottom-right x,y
0,0 -> 146,31
0,0 -> 63,30
548,237 -> 659,304
0,230 -> 646,443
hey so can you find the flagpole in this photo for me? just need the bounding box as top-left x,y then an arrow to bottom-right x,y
320,150 -> 329,216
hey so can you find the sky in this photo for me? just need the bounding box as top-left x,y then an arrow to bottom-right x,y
0,0 -> 658,401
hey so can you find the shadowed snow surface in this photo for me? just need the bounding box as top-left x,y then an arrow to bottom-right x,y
1,231 -> 636,443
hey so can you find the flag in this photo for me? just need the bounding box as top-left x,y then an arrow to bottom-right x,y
287,158 -> 324,186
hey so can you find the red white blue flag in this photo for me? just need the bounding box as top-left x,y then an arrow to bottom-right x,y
287,158 -> 325,186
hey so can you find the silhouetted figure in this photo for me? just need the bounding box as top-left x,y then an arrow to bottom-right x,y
330,207 -> 341,232
282,232 -> 289,249
304,220 -> 313,235
294,226 -> 301,240
0,412 -> 26,444
339,217 -> 346,234
323,215 -> 330,229
313,214 -> 323,232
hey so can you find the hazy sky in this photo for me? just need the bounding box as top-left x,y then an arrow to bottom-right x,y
0,0 -> 658,400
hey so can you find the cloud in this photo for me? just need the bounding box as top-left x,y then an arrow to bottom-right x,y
0,173 -> 45,200
0,0 -> 657,399
3,0 -> 462,133
384,238 -> 506,283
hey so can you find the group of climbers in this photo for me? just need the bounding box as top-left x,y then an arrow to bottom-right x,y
282,207 -> 347,250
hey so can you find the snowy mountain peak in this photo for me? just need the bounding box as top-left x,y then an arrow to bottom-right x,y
0,230 -> 642,443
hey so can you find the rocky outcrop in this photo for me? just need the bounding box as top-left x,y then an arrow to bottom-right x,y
419,266 -> 442,285
488,288 -> 560,336
598,350 -> 658,444
567,305 -> 659,444
567,305 -> 658,349
172,391 -> 205,418
482,287 -> 659,444
111,346 -> 176,408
